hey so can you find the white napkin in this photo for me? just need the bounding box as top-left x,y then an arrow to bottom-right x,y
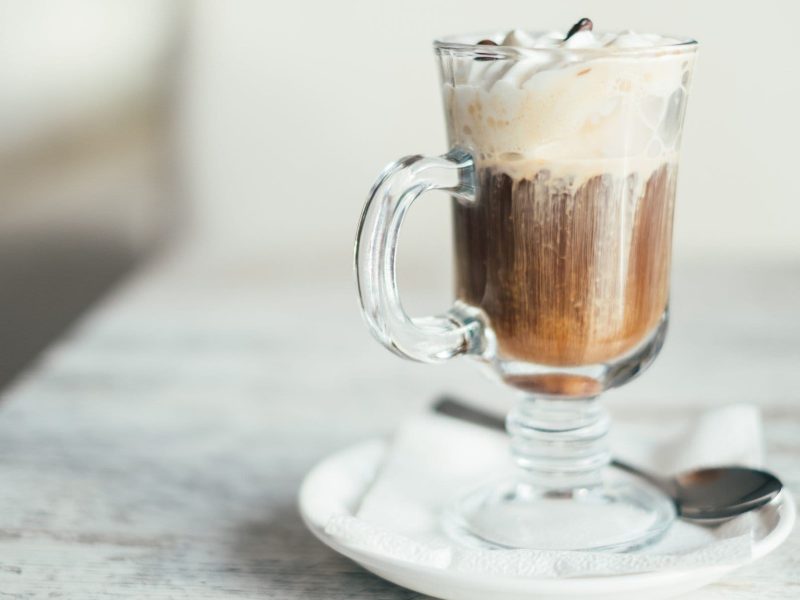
325,404 -> 766,578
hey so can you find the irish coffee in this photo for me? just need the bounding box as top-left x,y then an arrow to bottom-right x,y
356,21 -> 699,551
441,26 -> 693,392
355,18 -> 697,552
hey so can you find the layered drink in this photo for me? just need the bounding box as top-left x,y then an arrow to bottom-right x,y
440,24 -> 695,392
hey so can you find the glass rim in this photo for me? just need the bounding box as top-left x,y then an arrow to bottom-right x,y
434,31 -> 698,58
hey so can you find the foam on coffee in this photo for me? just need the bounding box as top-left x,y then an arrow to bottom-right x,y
441,27 -> 695,185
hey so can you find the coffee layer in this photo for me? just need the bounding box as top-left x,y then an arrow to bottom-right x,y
453,163 -> 677,367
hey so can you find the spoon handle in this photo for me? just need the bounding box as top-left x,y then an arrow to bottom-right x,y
433,396 -> 505,431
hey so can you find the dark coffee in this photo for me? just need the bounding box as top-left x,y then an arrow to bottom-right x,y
453,163 -> 676,372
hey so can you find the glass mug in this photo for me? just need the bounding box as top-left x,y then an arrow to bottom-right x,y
356,32 -> 697,551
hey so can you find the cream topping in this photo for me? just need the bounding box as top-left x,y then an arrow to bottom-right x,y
441,26 -> 696,183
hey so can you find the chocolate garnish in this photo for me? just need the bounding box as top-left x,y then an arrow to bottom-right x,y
565,18 -> 593,40
475,38 -> 499,61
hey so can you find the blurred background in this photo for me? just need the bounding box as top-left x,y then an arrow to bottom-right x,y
1,0 -> 798,389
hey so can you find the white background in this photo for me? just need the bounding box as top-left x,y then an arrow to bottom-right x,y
183,0 -> 800,286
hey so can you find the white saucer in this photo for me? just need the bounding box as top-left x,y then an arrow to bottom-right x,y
298,439 -> 795,600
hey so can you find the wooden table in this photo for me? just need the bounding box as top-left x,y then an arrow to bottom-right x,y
0,249 -> 797,598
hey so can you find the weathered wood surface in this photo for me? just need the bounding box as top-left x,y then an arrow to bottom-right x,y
0,252 -> 797,598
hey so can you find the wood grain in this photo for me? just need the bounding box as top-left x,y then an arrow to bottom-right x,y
0,251 -> 797,599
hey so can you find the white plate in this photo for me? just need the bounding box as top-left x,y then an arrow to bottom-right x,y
298,439 -> 795,600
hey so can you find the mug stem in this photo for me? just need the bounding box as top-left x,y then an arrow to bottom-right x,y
507,395 -> 610,492
444,394 -> 675,551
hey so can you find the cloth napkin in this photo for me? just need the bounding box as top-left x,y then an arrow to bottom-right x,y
325,403 -> 766,578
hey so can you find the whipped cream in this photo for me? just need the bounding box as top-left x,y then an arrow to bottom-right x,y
496,28 -> 683,50
439,27 -> 697,182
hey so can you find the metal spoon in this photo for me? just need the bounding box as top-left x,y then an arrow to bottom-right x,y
433,396 -> 783,521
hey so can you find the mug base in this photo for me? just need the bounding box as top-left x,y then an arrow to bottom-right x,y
443,474 -> 675,552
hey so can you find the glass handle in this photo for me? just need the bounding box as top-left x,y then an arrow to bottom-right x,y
355,149 -> 482,363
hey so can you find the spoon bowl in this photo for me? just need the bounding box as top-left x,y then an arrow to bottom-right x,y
674,466 -> 782,520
